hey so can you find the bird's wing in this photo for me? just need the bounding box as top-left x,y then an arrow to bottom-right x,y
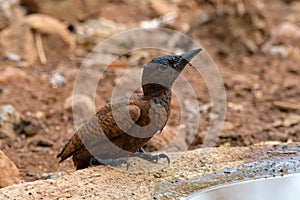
57,101 -> 141,163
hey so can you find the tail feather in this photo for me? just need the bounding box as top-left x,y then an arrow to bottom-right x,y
57,132 -> 82,163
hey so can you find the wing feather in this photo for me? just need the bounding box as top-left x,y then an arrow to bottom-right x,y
57,101 -> 141,163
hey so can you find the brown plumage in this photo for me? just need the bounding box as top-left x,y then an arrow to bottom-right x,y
57,49 -> 201,169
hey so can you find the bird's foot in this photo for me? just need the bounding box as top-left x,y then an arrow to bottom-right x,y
132,152 -> 170,166
89,157 -> 130,170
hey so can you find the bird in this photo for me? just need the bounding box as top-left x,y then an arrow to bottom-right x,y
57,48 -> 202,170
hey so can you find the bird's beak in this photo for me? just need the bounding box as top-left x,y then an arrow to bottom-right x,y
180,48 -> 202,62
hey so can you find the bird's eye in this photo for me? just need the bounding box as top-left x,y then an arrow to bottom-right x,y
159,64 -> 168,71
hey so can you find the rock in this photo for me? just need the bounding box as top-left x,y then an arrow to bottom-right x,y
36,172 -> 63,180
0,105 -> 39,140
199,104 -> 212,113
148,0 -> 178,17
283,114 -> 300,127
0,14 -> 75,64
146,126 -> 175,151
0,143 -> 299,198
64,94 -> 95,125
5,53 -> 21,62
228,102 -> 244,112
30,138 -> 53,147
270,22 -> 300,42
17,119 -> 39,137
192,0 -> 269,54
146,125 -> 189,152
0,0 -> 24,31
267,45 -> 288,57
50,73 -> 65,87
0,150 -> 20,188
33,111 -> 45,119
139,13 -> 177,29
272,114 -> 300,128
64,94 -> 94,112
0,105 -> 21,140
273,101 -> 300,111
0,67 -> 28,84
21,0 -> 103,22
24,14 -> 75,50
223,121 -> 234,131
76,18 -> 131,51
262,22 -> 300,53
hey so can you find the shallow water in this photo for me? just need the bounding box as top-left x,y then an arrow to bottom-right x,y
185,173 -> 300,200
153,158 -> 300,199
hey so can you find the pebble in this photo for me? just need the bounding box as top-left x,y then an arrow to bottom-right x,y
50,73 -> 65,87
223,167 -> 236,174
0,105 -> 39,139
228,102 -> 244,112
36,172 -> 63,180
5,53 -> 21,62
0,105 -> 21,140
199,104 -> 212,113
268,45 -> 288,57
64,94 -> 94,112
19,120 -> 39,137
34,111 -> 45,119
35,139 -> 54,147
139,13 -> 177,28
153,173 -> 161,178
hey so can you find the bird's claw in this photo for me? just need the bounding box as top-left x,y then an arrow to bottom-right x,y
132,152 -> 170,165
108,159 -> 130,170
157,153 -> 170,166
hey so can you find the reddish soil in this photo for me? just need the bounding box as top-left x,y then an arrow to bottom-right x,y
0,0 -> 299,182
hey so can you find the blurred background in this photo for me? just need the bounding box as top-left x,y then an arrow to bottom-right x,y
0,0 -> 299,185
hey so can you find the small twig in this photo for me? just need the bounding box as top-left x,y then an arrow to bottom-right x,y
34,31 -> 47,65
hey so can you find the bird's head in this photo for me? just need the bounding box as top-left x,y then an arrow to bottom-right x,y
142,48 -> 202,95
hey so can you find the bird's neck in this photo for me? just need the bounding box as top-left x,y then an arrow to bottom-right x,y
142,84 -> 172,101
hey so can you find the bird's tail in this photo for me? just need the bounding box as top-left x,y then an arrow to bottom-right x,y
57,132 -> 82,163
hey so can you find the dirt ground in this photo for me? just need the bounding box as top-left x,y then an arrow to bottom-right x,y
0,0 -> 299,182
